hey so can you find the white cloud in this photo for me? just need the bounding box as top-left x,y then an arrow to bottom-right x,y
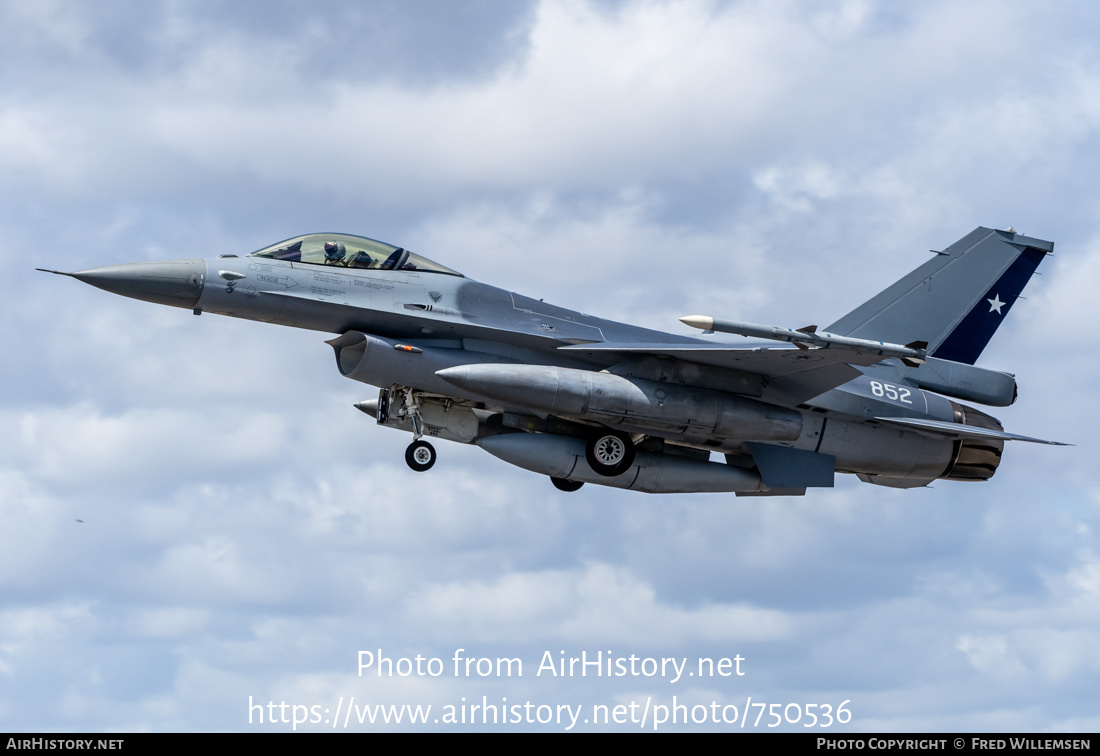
408,561 -> 792,646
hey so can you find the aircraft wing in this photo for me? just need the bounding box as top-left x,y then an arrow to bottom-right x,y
558,341 -> 889,403
874,417 -> 1070,445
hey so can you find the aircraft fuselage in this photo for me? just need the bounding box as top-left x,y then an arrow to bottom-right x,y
46,227 -> 1062,495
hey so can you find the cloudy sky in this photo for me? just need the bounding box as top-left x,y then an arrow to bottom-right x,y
3,0 -> 1099,732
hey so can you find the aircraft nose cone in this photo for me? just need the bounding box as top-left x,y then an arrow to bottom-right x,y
70,259 -> 205,309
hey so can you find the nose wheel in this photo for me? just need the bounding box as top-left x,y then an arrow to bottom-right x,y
405,440 -> 437,472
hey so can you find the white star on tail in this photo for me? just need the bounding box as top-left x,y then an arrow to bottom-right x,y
987,294 -> 1005,314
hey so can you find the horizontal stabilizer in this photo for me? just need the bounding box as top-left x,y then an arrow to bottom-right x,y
875,417 -> 1069,445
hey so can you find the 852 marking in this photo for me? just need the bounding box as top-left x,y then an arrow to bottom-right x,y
869,381 -> 912,404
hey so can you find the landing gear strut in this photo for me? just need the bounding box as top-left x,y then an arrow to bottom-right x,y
395,387 -> 438,472
405,440 -> 436,472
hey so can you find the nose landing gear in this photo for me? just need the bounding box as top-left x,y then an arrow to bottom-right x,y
405,439 -> 437,472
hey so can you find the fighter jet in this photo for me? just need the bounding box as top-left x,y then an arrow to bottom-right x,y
40,226 -> 1066,496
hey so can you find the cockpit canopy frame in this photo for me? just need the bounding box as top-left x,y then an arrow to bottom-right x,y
249,233 -> 463,277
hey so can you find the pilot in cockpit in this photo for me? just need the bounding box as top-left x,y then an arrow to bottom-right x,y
323,241 -> 347,266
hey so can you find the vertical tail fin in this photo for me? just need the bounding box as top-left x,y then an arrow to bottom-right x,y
825,227 -> 1053,365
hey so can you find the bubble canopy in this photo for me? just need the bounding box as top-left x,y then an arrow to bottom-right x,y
249,233 -> 463,277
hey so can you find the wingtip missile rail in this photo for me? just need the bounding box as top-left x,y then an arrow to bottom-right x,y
679,315 -> 928,366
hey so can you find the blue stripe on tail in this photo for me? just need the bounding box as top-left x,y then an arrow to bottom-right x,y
932,244 -> 1047,364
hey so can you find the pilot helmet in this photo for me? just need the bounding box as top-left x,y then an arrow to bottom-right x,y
324,241 -> 346,261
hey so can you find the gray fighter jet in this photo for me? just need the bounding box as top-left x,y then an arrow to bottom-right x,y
40,226 -> 1066,495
